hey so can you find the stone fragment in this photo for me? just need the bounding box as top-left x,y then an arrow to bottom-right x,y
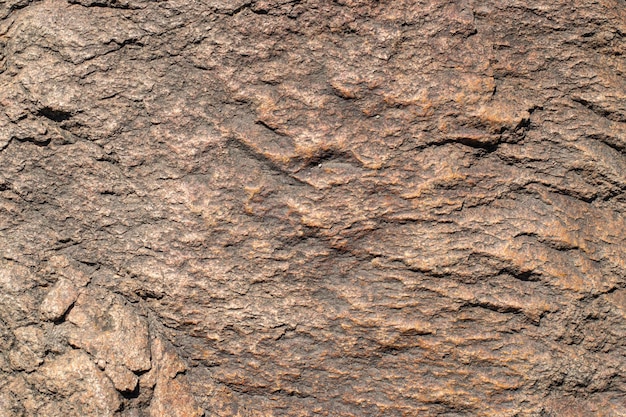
39,278 -> 78,322
0,261 -> 40,327
0,375 -> 36,417
66,288 -> 151,372
476,100 -> 531,132
7,343 -> 42,372
0,260 -> 36,293
139,365 -> 157,390
1,0 -> 625,415
47,255 -> 91,287
148,335 -> 203,417
7,326 -> 44,372
29,350 -> 121,416
0,389 -> 21,417
104,364 -> 138,393
0,353 -> 9,372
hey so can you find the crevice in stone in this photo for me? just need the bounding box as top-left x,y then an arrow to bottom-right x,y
37,107 -> 72,123
572,97 -> 626,123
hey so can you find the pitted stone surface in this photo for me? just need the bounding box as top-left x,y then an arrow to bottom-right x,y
0,0 -> 625,416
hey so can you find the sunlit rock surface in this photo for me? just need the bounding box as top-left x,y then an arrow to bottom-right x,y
0,0 -> 625,415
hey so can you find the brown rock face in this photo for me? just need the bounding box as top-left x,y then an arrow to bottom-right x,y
0,0 -> 625,416
29,350 -> 121,417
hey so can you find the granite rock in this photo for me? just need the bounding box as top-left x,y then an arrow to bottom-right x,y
0,0 -> 625,415
65,287 -> 151,372
39,278 -> 78,322
148,334 -> 203,417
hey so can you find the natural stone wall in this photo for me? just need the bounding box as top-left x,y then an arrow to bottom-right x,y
0,0 -> 624,416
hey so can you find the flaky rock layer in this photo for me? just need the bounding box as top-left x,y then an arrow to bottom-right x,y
0,0 -> 625,416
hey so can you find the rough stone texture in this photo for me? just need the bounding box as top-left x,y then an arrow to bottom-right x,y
29,350 -> 121,417
66,287 -> 151,372
39,277 -> 78,321
104,364 -> 139,394
148,334 -> 203,417
0,0 -> 625,416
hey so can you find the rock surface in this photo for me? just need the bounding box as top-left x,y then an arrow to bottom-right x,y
0,0 -> 625,415
39,277 -> 78,322
29,350 -> 121,417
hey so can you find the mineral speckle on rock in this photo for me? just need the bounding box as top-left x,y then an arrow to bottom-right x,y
39,278 -> 78,322
104,364 -> 139,394
0,0 -> 625,415
148,334 -> 203,417
7,326 -> 44,372
29,350 -> 121,417
65,288 -> 151,373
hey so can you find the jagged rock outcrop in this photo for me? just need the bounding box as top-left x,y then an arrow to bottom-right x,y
0,0 -> 625,415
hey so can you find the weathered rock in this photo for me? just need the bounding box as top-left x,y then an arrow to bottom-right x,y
46,255 -> 92,288
148,335 -> 203,417
0,375 -> 38,417
66,288 -> 151,372
39,278 -> 78,322
0,0 -> 625,415
0,260 -> 41,328
7,326 -> 44,372
29,350 -> 121,416
104,364 -> 139,394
